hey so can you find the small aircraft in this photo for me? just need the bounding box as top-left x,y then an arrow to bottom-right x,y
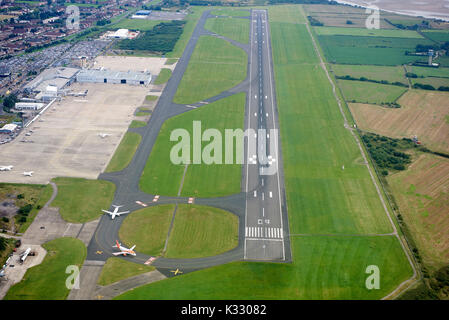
170,268 -> 183,276
102,205 -> 129,220
23,171 -> 34,177
0,165 -> 13,171
112,240 -> 136,256
98,133 -> 111,138
19,248 -> 31,264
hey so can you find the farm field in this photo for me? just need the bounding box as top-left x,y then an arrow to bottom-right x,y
97,257 -> 155,286
317,35 -> 431,65
405,66 -> 449,78
165,205 -> 239,259
140,93 -> 245,198
411,77 -> 449,89
338,80 -> 408,104
204,17 -> 250,44
50,178 -> 115,223
388,153 -> 449,271
422,30 -> 449,43
313,26 -> 423,38
4,237 -> 86,300
173,36 -> 247,104
105,132 -> 142,173
332,64 -> 407,84
348,90 -> 449,154
117,235 -> 412,299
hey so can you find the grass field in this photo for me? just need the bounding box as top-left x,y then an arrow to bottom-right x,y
348,90 -> 449,154
153,68 -> 172,85
173,36 -> 247,104
389,153 -> 449,271
51,178 -> 115,223
338,80 -> 408,104
405,66 -> 449,79
268,4 -> 307,24
411,77 -> 449,89
318,35 -> 430,66
117,235 -> 412,299
97,257 -> 155,286
332,64 -> 407,84
140,93 -> 245,197
422,30 -> 449,43
210,8 -> 250,17
4,237 -> 86,300
105,132 -> 142,173
314,26 -> 423,38
129,120 -> 147,128
0,183 -> 53,233
204,17 -> 249,44
109,19 -> 163,31
165,205 -> 238,258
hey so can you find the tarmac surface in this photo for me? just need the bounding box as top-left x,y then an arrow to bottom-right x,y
85,8 -> 292,278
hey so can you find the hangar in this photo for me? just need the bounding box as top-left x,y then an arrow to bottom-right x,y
76,69 -> 152,85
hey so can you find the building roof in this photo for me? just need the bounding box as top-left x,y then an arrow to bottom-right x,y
77,69 -> 151,82
1,123 -> 18,131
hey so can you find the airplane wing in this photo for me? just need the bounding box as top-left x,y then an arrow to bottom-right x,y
116,211 -> 130,216
102,210 -> 113,214
130,245 -> 136,251
112,252 -> 126,256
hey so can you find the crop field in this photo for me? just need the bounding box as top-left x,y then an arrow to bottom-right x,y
405,66 -> 449,78
117,5 -> 414,300
332,64 -> 407,84
422,30 -> 449,43
389,153 -> 449,271
411,77 -> 449,89
119,204 -> 238,259
140,93 -> 245,197
50,178 -> 115,223
338,80 -> 408,104
165,205 -> 238,259
204,17 -> 249,44
105,132 -> 142,173
4,238 -> 86,300
314,26 -> 423,39
318,35 -> 431,66
348,90 -> 449,154
173,36 -> 247,104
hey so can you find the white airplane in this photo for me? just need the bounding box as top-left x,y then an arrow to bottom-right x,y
98,133 -> 111,138
102,205 -> 129,219
23,171 -> 34,177
0,166 -> 13,171
19,248 -> 31,264
112,240 -> 136,256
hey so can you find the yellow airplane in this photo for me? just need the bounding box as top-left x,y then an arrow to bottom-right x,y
170,268 -> 183,276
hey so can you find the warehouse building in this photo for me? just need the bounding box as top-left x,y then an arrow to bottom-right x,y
76,69 -> 152,85
0,123 -> 18,133
23,67 -> 80,99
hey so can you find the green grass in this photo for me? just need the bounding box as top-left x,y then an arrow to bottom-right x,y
318,35 -> 430,66
173,36 -> 247,104
105,132 -> 142,173
116,236 -> 413,299
267,4 -> 307,24
129,120 -> 147,128
165,58 -> 178,65
109,19 -> 164,31
0,183 -> 53,233
314,26 -> 423,38
135,112 -> 150,117
97,257 -> 155,286
422,30 -> 449,43
145,95 -> 158,101
204,17 -> 249,44
165,204 -> 239,259
167,7 -> 209,58
405,66 -> 449,78
51,178 -> 115,223
411,77 -> 449,89
140,93 -> 245,197
119,205 -> 174,256
4,237 -> 86,300
338,80 -> 408,104
332,64 -> 407,84
210,8 -> 250,17
154,68 -> 172,85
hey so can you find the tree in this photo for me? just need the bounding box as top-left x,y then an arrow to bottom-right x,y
3,94 -> 18,112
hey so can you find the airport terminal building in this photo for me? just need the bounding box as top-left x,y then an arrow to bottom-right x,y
76,69 -> 152,85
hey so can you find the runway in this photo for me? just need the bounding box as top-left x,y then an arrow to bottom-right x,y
86,9 -> 291,273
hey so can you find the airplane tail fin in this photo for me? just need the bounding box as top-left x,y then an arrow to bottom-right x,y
113,240 -> 120,248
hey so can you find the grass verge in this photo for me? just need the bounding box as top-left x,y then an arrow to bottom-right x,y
105,132 -> 142,173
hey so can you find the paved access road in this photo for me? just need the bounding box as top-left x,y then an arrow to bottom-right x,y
86,8 -> 291,275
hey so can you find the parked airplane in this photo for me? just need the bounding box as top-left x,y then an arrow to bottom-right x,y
23,171 -> 34,177
102,205 -> 129,219
19,248 -> 31,264
112,240 -> 136,256
98,133 -> 111,138
0,165 -> 13,171
170,268 -> 183,276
